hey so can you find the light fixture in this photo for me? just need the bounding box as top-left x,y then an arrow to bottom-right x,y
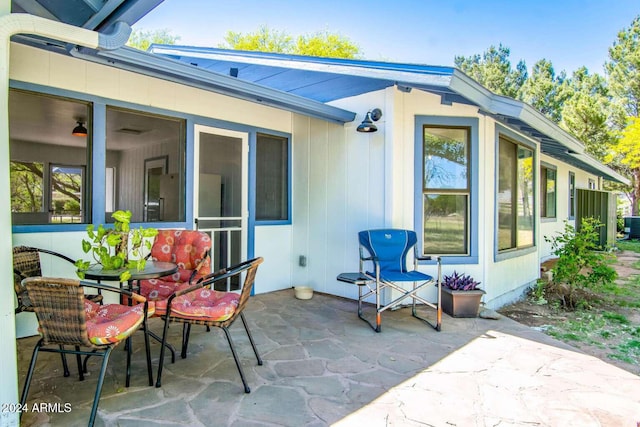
72,121 -> 87,137
356,108 -> 382,133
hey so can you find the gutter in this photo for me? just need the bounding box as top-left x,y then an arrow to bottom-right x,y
0,13 -> 130,426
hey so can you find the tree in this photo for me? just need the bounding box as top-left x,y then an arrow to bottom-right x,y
10,161 -> 43,212
604,16 -> 640,212
221,25 -> 292,53
220,25 -> 361,59
560,67 -> 613,161
519,59 -> 570,123
454,44 -> 527,98
605,16 -> 640,126
127,28 -> 180,51
610,117 -> 640,214
294,30 -> 361,58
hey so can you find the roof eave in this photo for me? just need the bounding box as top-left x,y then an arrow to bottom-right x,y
70,46 -> 355,124
448,70 -> 628,184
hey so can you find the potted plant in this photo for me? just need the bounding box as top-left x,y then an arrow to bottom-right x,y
440,271 -> 485,318
75,210 -> 158,282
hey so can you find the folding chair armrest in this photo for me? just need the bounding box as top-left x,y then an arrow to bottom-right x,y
358,246 -> 377,262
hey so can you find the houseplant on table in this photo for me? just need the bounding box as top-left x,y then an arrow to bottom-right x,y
441,271 -> 485,318
75,210 -> 158,282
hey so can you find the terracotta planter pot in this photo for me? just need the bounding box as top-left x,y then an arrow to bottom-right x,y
441,287 -> 485,318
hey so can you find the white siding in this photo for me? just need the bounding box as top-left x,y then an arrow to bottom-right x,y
8,42 -> 606,307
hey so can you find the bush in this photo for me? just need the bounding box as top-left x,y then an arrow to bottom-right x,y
544,217 -> 617,310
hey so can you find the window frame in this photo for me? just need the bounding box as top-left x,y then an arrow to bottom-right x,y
9,88 -> 92,228
494,127 -> 537,261
48,163 -> 85,224
568,171 -> 576,220
540,163 -> 557,220
10,82 -> 193,233
255,132 -> 291,223
414,116 -> 478,265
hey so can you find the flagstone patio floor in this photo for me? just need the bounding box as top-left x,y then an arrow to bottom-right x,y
15,289 -> 640,426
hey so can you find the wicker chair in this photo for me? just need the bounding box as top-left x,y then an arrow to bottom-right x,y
13,246 -> 102,378
20,277 -> 154,427
155,257 -> 263,392
13,246 -> 102,314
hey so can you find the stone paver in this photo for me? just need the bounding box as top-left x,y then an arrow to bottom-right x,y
16,289 -> 640,426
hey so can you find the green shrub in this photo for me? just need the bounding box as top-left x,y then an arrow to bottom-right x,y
544,218 -> 617,309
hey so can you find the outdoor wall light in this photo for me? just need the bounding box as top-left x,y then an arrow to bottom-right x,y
72,121 -> 87,137
356,108 -> 382,133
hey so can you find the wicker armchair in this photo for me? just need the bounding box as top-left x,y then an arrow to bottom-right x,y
13,246 -> 102,314
20,277 -> 154,427
13,245 -> 103,378
155,257 -> 263,392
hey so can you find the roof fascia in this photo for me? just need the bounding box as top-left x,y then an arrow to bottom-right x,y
448,70 -> 627,183
70,46 -> 355,123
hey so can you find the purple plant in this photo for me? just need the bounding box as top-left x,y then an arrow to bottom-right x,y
442,271 -> 481,291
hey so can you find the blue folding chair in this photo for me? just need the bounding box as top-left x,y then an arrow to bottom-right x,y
357,229 -> 441,332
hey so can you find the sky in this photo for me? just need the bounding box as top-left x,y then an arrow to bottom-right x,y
135,0 -> 640,76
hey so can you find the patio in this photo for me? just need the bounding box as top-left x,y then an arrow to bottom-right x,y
16,289 -> 640,426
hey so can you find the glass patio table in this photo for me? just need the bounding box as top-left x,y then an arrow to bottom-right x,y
82,260 -> 178,291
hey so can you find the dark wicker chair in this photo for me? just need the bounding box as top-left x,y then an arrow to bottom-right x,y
155,257 -> 264,392
13,245 -> 103,378
13,245 -> 102,314
20,277 -> 154,427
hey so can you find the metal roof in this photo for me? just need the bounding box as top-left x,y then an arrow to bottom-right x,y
149,45 -> 629,185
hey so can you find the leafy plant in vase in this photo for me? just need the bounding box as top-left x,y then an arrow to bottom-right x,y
75,210 -> 158,282
441,271 -> 485,318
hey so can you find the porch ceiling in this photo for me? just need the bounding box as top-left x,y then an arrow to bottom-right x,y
11,0 -> 163,33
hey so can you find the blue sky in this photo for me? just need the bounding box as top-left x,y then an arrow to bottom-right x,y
135,0 -> 639,76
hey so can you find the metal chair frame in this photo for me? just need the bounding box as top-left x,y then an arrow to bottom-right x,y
20,277 -> 153,427
13,246 -> 103,378
358,229 -> 442,332
155,257 -> 263,392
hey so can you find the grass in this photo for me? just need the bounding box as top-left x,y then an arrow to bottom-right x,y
538,241 -> 640,374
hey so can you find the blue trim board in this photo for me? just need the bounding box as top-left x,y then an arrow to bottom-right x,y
493,123 -> 538,263
91,103 -> 107,224
253,127 -> 293,226
414,116 -> 479,265
9,81 -> 290,263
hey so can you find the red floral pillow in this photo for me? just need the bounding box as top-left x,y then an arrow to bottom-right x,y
140,230 -> 212,302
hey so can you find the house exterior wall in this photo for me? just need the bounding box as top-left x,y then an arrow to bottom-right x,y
323,86 -> 604,308
9,43 -> 297,297
538,152 -> 600,260
9,42 -> 606,309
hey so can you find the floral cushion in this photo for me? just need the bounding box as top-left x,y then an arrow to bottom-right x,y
154,289 -> 239,321
140,278 -> 182,302
140,230 -> 212,302
84,300 -> 151,345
